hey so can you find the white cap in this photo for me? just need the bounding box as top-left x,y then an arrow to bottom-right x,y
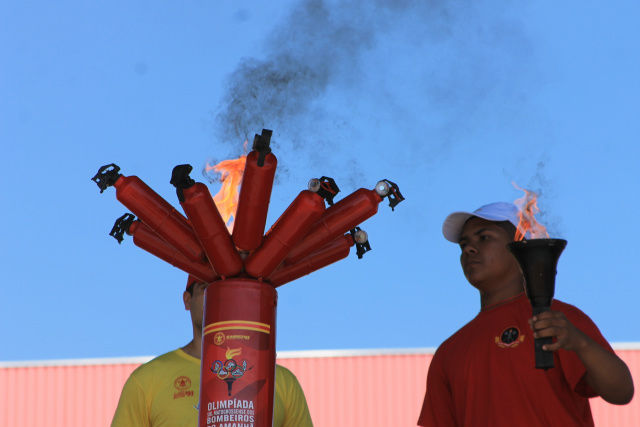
442,202 -> 520,243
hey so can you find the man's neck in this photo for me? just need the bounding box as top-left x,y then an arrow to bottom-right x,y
480,290 -> 525,311
181,327 -> 203,359
479,279 -> 525,310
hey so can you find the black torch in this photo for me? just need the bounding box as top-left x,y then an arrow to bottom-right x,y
507,238 -> 567,370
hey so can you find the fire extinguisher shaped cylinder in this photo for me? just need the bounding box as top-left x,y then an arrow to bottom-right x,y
232,130 -> 278,252
286,181 -> 393,265
171,165 -> 243,278
199,278 -> 277,427
110,214 -> 219,283
92,164 -> 205,263
244,184 -> 328,280
268,229 -> 368,287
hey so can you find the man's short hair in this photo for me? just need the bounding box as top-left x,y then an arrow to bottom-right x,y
186,283 -> 195,296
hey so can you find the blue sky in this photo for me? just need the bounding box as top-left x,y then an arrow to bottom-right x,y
1,0 -> 639,361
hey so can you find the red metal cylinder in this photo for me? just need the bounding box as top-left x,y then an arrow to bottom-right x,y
180,182 -> 243,277
113,174 -> 205,263
285,188 -> 383,264
199,278 -> 277,427
232,151 -> 278,252
244,190 -> 326,279
128,220 -> 218,283
268,233 -> 354,287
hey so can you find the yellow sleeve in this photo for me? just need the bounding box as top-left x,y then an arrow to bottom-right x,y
278,366 -> 314,427
111,374 -> 151,427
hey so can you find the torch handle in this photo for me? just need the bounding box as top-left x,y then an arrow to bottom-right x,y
532,305 -> 554,370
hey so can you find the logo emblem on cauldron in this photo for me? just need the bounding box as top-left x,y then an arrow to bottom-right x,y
211,347 -> 252,396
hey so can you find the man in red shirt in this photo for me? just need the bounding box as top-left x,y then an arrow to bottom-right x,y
418,202 -> 634,427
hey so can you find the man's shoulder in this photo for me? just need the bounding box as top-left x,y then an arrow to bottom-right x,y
274,364 -> 307,395
130,349 -> 196,378
552,298 -> 581,311
438,311 -> 485,347
552,298 -> 592,320
274,364 -> 297,382
141,349 -> 181,365
551,299 -> 604,337
433,302 -> 510,357
432,324 -> 473,359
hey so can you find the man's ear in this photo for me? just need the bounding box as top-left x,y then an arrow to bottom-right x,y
183,291 -> 191,311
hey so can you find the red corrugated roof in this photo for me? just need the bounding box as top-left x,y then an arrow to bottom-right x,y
278,351 -> 430,427
1,347 -> 638,427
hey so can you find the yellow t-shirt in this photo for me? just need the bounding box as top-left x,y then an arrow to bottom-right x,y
111,349 -> 313,427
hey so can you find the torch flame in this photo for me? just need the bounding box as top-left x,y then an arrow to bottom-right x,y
205,141 -> 249,233
512,182 -> 549,241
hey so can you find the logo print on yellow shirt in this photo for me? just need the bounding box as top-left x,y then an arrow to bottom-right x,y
174,376 -> 192,390
173,376 -> 194,399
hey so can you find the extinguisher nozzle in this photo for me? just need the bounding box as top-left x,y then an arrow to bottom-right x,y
110,213 -> 136,244
170,164 -> 196,203
377,179 -> 405,211
91,164 -> 122,193
252,129 -> 273,167
170,164 -> 195,188
309,176 -> 340,206
350,227 -> 371,259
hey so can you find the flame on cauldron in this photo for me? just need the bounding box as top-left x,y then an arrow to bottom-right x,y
204,142 -> 249,232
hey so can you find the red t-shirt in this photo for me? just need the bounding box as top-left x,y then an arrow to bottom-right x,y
418,293 -> 613,427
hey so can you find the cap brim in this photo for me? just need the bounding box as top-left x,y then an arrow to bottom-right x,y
443,209 -> 519,243
442,211 -> 475,243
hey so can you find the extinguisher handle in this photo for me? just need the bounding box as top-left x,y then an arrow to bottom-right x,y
110,213 -> 136,244
379,179 -> 405,211
252,129 -> 273,167
170,164 -> 196,202
91,164 -> 122,193
350,227 -> 371,259
310,176 -> 341,206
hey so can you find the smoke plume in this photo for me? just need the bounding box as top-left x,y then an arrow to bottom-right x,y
211,0 -> 536,183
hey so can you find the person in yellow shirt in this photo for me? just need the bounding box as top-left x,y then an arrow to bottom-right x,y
111,277 -> 313,427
